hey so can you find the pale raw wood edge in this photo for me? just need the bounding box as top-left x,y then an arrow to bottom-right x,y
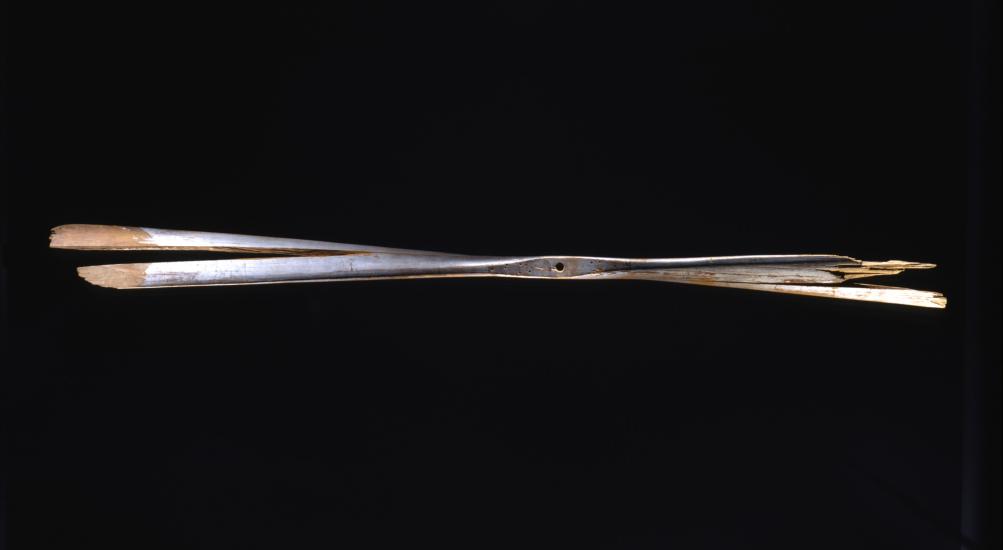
50,224 -> 153,250
77,263 -> 150,289
687,280 -> 947,309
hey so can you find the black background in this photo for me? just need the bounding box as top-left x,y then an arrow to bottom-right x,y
3,1 -> 1000,548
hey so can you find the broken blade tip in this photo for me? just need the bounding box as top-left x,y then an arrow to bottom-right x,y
50,224 -> 150,250
77,263 -> 149,289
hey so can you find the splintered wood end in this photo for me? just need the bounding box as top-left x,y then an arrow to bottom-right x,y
860,260 -> 937,270
77,263 -> 150,289
833,259 -> 938,281
50,224 -> 152,250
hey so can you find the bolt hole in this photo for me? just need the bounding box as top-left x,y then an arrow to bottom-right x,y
554,262 -> 565,272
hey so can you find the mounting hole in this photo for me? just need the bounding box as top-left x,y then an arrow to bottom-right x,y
554,262 -> 565,272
